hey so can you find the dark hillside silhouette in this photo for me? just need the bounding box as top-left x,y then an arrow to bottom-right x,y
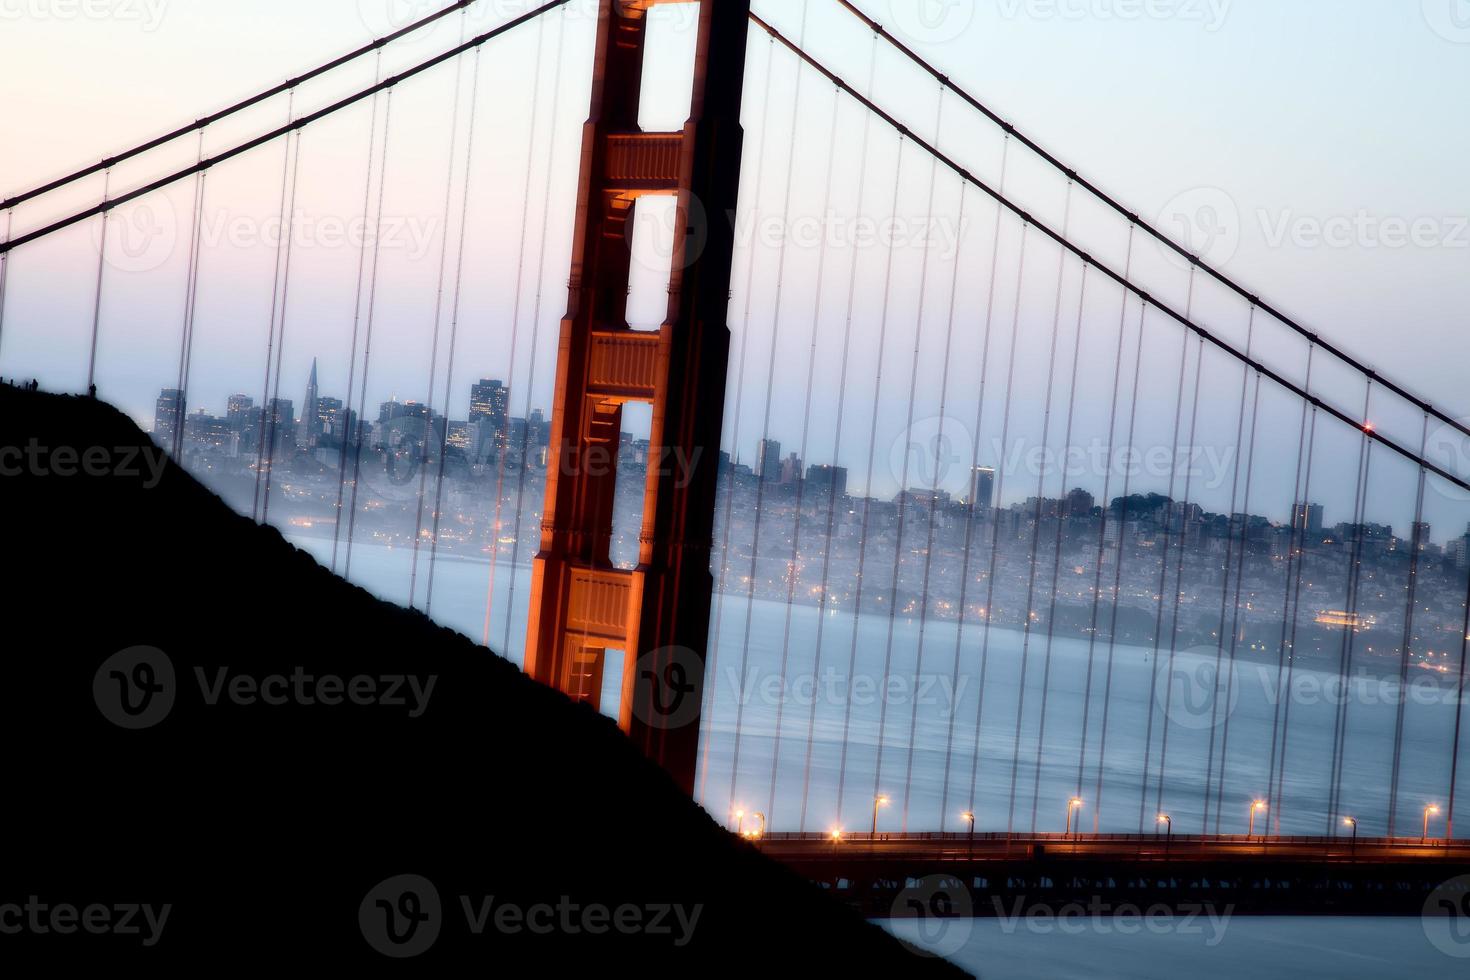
0,385 -> 965,974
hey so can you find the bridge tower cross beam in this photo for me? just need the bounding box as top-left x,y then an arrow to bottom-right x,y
524,0 -> 750,794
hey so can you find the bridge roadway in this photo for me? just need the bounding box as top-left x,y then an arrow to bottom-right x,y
747,833 -> 1470,917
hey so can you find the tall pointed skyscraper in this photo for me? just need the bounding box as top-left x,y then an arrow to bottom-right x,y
302,357 -> 321,444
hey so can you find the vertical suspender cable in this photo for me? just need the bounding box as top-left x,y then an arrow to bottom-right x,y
1031,260 -> 1090,832
768,79 -> 842,825
873,84 -> 946,833
1264,344 -> 1316,828
173,132 -> 209,462
1447,546 -> 1470,838
410,12 -> 472,610
938,135 -> 1009,829
501,7 -> 569,659
1387,415 -> 1430,835
901,179 -> 969,828
698,31 -> 781,805
1271,393 -> 1320,825
1155,330 -> 1207,820
726,0 -> 811,818
332,50 -> 386,575
425,44 -> 486,619
1212,333 -> 1264,831
1006,182 -> 1073,834
969,217 -> 1031,825
260,128 -> 306,528
1091,298 -> 1148,830
0,209 -> 11,361
790,33 -> 881,827
1073,225 -> 1135,806
1326,382 -> 1376,831
1199,304 -> 1256,831
344,88 -> 397,581
480,13 -> 547,649
1136,266 -> 1196,830
86,169 -> 113,394
829,128 -> 906,828
252,90 -> 298,523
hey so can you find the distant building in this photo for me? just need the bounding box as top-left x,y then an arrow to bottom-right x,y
805,463 -> 848,498
470,379 -> 509,451
301,358 -> 322,444
969,466 -> 995,513
154,388 -> 185,448
226,393 -> 259,453
1066,487 -> 1095,517
263,398 -> 295,454
779,452 -> 803,486
1293,501 -> 1325,537
1411,521 -> 1431,553
756,438 -> 782,482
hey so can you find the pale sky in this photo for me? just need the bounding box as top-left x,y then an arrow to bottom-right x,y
3,0 -> 1469,535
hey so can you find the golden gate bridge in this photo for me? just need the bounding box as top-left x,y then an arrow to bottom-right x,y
3,1 -> 1469,899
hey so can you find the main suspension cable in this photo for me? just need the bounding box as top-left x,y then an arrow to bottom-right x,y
821,0 -> 1468,450
742,12 -> 1470,497
0,0 -> 495,212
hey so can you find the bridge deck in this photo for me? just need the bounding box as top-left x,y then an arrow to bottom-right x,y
749,833 -> 1470,917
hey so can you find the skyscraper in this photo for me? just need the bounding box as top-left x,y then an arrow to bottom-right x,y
301,358 -> 321,444
969,465 -> 995,513
756,438 -> 782,482
154,388 -> 184,449
1293,501 -> 1325,537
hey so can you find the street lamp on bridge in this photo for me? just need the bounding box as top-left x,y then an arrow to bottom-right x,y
746,812 -> 766,841
1249,800 -> 1268,839
1424,804 -> 1441,842
961,811 -> 975,859
733,808 -> 745,836
1066,798 -> 1084,838
1342,816 -> 1358,857
829,827 -> 843,853
872,795 -> 890,838
1157,814 -> 1172,854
